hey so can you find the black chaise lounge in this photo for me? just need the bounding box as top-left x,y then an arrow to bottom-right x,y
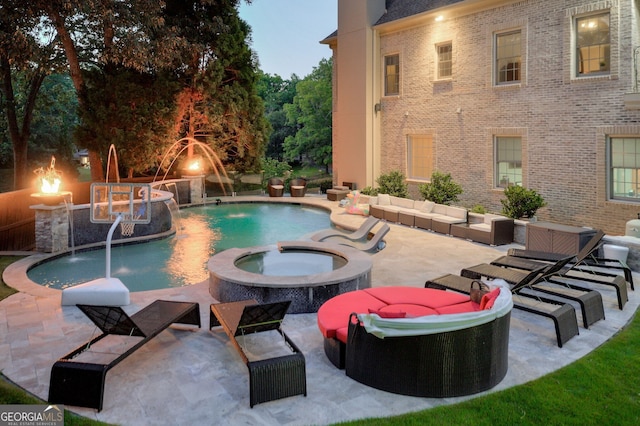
508,229 -> 634,291
461,257 -> 605,329
493,242 -> 628,310
209,300 -> 306,407
426,267 -> 579,348
48,300 -> 201,411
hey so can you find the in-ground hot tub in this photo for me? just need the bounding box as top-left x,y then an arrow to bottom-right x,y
208,241 -> 373,313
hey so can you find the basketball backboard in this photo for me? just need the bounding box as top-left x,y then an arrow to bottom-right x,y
90,182 -> 152,224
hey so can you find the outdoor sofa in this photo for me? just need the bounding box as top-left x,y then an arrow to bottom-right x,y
316,286 -> 512,397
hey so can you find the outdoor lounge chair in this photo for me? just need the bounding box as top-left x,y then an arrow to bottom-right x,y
491,249 -> 628,310
310,216 -> 380,242
460,257 -> 605,329
323,223 -> 390,252
209,299 -> 306,407
267,177 -> 285,197
48,300 -> 201,411
508,229 -> 634,291
289,178 -> 307,197
425,267 -> 579,348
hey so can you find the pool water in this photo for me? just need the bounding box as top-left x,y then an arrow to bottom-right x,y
28,203 -> 331,291
235,250 -> 348,276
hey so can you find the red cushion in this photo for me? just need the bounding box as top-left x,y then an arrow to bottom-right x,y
436,301 -> 480,314
368,308 -> 406,318
378,303 -> 437,317
335,326 -> 349,343
480,288 -> 501,310
317,290 -> 386,338
364,287 -> 469,309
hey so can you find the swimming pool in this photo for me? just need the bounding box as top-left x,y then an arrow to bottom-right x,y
28,203 -> 331,291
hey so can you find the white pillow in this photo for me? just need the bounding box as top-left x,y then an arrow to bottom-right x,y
378,193 -> 391,206
420,200 -> 435,213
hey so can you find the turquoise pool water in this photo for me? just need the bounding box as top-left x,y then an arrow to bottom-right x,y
28,203 -> 331,291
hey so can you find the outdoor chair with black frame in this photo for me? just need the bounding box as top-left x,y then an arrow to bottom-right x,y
48,300 -> 201,411
209,299 -> 307,407
425,266 -> 580,348
508,229 -> 634,291
460,256 -> 605,329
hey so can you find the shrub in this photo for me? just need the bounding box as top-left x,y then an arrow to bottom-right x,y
470,204 -> 487,214
418,171 -> 463,205
261,158 -> 291,188
501,186 -> 547,219
359,186 -> 378,196
318,179 -> 333,194
376,170 -> 409,198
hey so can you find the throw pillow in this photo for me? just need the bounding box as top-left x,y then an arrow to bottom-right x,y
368,308 -> 406,318
420,200 -> 435,213
377,193 -> 391,206
480,288 -> 501,310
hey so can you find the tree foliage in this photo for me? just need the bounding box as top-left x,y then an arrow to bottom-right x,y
256,71 -> 298,160
283,58 -> 332,170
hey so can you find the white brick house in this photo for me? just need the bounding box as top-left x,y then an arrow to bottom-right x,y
322,0 -> 640,234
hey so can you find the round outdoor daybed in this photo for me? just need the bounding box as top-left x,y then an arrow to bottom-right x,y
317,286 -> 513,398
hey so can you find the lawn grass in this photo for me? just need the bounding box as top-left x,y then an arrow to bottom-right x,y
0,255 -> 638,425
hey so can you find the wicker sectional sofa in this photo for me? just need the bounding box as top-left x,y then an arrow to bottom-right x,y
369,195 -> 468,234
317,286 -> 512,397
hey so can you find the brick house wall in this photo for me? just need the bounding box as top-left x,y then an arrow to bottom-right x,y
362,0 -> 640,234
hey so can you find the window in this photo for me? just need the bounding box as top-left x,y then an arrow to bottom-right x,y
576,12 -> 610,76
495,137 -> 522,188
495,31 -> 521,84
407,135 -> 434,180
436,43 -> 452,79
384,54 -> 400,96
610,137 -> 640,201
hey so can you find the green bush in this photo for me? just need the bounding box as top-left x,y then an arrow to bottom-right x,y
501,185 -> 547,219
470,204 -> 487,214
376,170 -> 409,198
318,179 -> 333,194
359,186 -> 378,196
418,171 -> 463,205
261,158 -> 291,188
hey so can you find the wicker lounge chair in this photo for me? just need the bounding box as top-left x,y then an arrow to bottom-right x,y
508,229 -> 634,291
48,300 -> 201,411
209,299 -> 306,407
310,216 -> 380,242
492,248 -> 628,310
425,269 -> 579,348
323,223 -> 390,252
267,177 -> 284,197
460,257 -> 604,329
289,178 -> 307,197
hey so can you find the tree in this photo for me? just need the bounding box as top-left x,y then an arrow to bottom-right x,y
0,1 -> 64,188
256,72 -> 298,160
283,58 -> 332,171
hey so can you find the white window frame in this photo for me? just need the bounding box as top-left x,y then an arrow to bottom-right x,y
435,42 -> 452,80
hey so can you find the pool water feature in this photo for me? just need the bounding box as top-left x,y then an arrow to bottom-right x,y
28,203 -> 331,292
235,250 -> 348,276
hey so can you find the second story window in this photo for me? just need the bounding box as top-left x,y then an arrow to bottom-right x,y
495,30 -> 521,85
576,12 -> 610,76
384,54 -> 400,96
436,43 -> 452,79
